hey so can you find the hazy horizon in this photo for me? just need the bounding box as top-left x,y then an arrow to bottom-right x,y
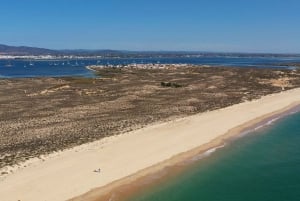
2,43 -> 300,55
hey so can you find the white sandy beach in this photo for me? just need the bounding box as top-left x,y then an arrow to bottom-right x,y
1,88 -> 300,201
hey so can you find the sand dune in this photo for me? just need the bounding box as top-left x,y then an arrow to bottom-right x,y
1,88 -> 300,201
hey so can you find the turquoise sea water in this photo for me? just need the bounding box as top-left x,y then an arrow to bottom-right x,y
128,111 -> 300,201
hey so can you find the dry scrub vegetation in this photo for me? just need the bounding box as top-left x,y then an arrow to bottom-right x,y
1,66 -> 300,169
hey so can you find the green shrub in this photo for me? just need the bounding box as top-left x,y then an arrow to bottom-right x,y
161,82 -> 182,88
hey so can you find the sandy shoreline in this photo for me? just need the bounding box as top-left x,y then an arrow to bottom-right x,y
72,99 -> 300,201
1,88 -> 300,201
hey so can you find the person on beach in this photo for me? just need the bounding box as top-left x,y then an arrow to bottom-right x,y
94,168 -> 101,173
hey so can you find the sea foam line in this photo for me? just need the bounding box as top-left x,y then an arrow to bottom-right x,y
189,144 -> 226,162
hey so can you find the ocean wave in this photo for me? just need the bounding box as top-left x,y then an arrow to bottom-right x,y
252,117 -> 280,131
190,144 -> 226,162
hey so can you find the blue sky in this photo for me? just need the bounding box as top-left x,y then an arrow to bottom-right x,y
0,0 -> 300,53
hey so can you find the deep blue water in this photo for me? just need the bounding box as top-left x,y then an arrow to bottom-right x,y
127,111 -> 300,201
1,56 -> 300,78
0,59 -> 95,78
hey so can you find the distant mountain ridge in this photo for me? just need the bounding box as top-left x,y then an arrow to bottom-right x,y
0,44 -> 59,56
0,44 -> 299,57
0,44 -> 130,56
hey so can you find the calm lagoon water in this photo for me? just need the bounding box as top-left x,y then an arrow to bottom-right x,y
128,111 -> 300,201
1,56 -> 300,78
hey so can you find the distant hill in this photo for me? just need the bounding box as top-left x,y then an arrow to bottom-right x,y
0,44 -> 127,56
0,44 -> 299,58
0,44 -> 59,56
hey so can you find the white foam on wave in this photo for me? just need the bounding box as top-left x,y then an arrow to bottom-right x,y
251,116 -> 280,132
266,117 -> 280,125
190,144 -> 226,162
239,108 -> 300,139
